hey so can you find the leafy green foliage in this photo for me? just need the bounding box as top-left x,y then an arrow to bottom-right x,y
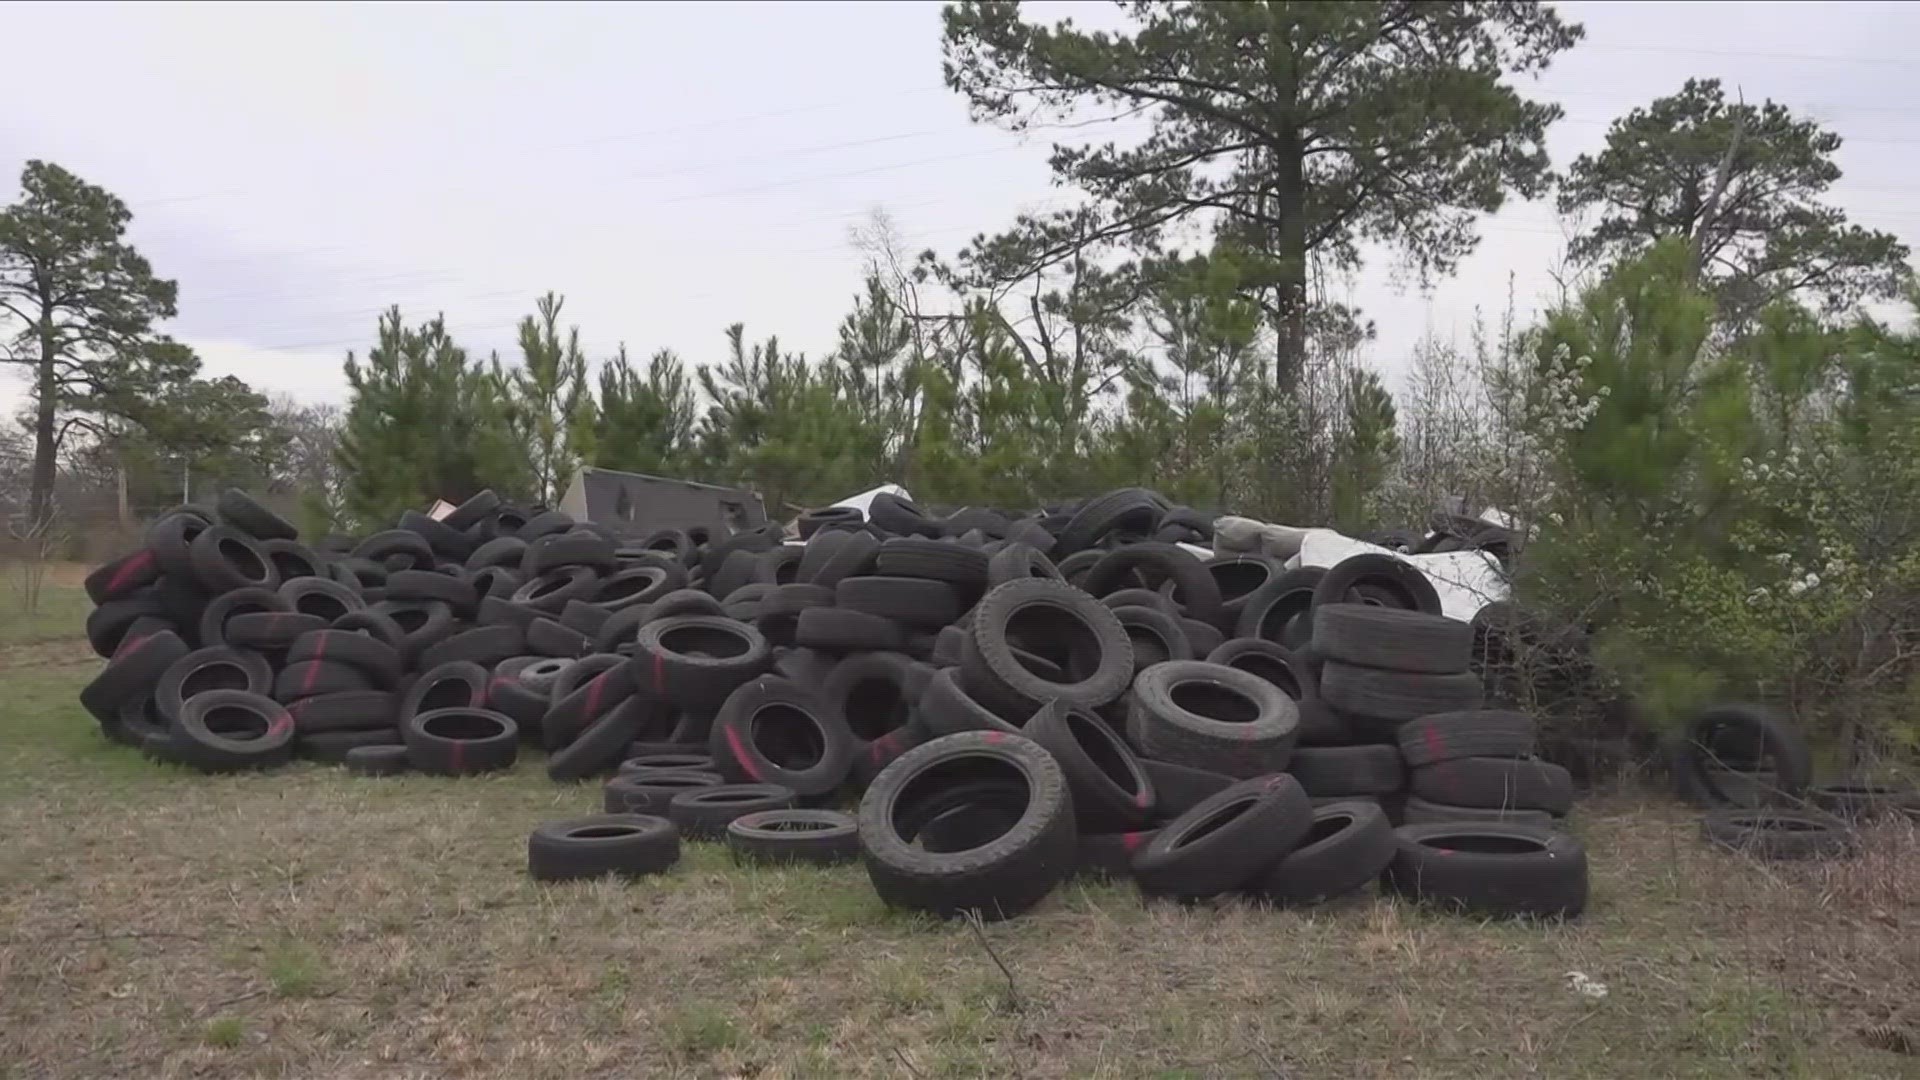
1559,78 -> 1911,323
0,160 -> 199,526
941,0 -> 1582,385
582,345 -> 697,478
337,309 -> 528,527
495,293 -> 592,505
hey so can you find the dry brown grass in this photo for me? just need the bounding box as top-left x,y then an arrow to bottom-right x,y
3,661 -> 1917,1078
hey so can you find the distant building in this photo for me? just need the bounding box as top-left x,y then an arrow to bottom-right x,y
558,467 -> 766,538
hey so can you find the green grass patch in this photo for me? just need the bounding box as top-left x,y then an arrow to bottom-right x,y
0,578 -> 91,646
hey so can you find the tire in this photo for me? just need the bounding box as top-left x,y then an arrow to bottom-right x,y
1206,638 -> 1305,700
620,752 -> 715,775
1311,553 -> 1442,615
1025,702 -> 1156,831
418,625 -> 524,672
511,566 -> 601,614
548,697 -> 649,780
1286,745 -> 1406,797
858,731 -> 1075,921
1397,711 -> 1537,767
354,529 -> 435,571
196,586 -> 290,648
986,543 -> 1061,589
835,576 -> 963,627
819,650 -> 925,753
1081,543 -> 1222,627
1137,759 -> 1237,819
259,540 -> 325,584
404,707 -> 519,775
226,612 -> 329,652
1254,800 -> 1396,904
279,577 -> 363,622
1320,662 -> 1484,722
215,488 -> 298,541
1312,604 -> 1473,674
400,509 -> 477,562
386,568 -> 479,615
1102,588 -> 1177,616
1107,604 -> 1195,674
918,666 -> 1033,737
669,783 -> 799,840
707,676 -> 854,797
148,511 -> 216,584
867,492 -> 942,538
1699,809 -> 1855,860
528,814 -> 680,881
795,607 -> 906,652
1401,796 -> 1556,829
604,771 -> 725,813
726,809 -> 861,866
639,528 -> 696,566
1132,774 -> 1314,899
1672,704 -> 1812,807
1074,829 -> 1158,879
526,530 -> 617,575
368,599 -> 457,657
1232,567 -> 1324,647
1809,782 -> 1920,821
593,563 -> 685,612
517,510 -> 577,543
797,506 -> 864,539
1383,822 -> 1589,919
875,538 -> 991,591
751,544 -> 807,586
344,744 -> 410,776
85,548 -> 163,604
1126,660 -> 1299,778
487,656 -> 567,728
1409,757 -> 1573,814
84,595 -> 172,658
156,646 -> 273,722
442,489 -> 501,532
297,728 -> 402,762
1190,554 -> 1283,632
285,690 -> 399,735
288,628 -> 403,687
542,657 -> 637,750
468,536 -> 529,572
631,616 -> 773,711
960,577 -> 1133,719
80,628 -> 190,722
401,660 -> 490,719
1059,488 -> 1161,554
170,689 -> 295,772
805,529 -> 880,588
273,660 -> 374,703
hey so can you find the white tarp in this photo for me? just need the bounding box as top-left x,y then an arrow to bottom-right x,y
830,483 -> 909,517
1293,529 -> 1509,621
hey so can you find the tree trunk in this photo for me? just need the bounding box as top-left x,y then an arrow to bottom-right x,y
1274,138 -> 1308,392
29,337 -> 59,532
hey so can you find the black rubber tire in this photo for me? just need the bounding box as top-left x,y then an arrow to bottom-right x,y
1311,554 -> 1442,615
528,814 -> 680,881
526,616 -> 592,658
819,650 -> 924,750
986,542 -> 1061,589
1132,774 -> 1314,900
516,509 -> 576,542
669,783 -> 799,840
619,752 -> 715,775
511,565 -> 601,614
156,646 -> 273,722
874,538 -> 990,591
368,599 -> 457,657
593,562 -> 685,612
631,615 -> 773,711
960,577 -> 1132,720
400,660 -> 490,720
793,607 -> 904,652
804,528 -> 880,588
226,611 -> 329,652
917,666 -> 1030,737
835,576 -> 963,627
80,628 -> 189,722
641,587 -> 728,624
399,509 -> 477,562
797,506 -> 864,538
542,657 -> 637,750
1313,604 -> 1473,674
1809,782 -> 1920,821
353,529 -> 435,571
278,576 -> 363,622
1102,588 -> 1177,615
417,625 -> 523,672
751,544 -> 807,585
1059,488 -> 1161,554
1699,809 -> 1855,860
1081,543 -> 1222,627
273,659 -> 373,702
386,568 -> 479,616
1320,662 -> 1484,722
343,744 -> 410,776
858,731 -> 1075,921
170,689 -> 295,772
86,548 -> 163,604
1189,554 -> 1283,632
1074,829 -> 1159,879
194,586 -> 287,649
604,771 -> 724,813
548,697 -> 649,780
1397,711 -> 1537,767
285,690 -> 400,735
288,628 -> 403,687
526,530 -> 617,575
1383,822 -> 1588,919
1672,703 -> 1813,807
1125,660 -> 1299,778
1254,800 -> 1397,904
1025,701 -> 1156,831
1109,605 -> 1194,673
1286,745 -> 1406,797
216,488 -> 298,541
706,676 -> 854,797
1409,757 -> 1573,814
259,540 -> 325,584
1233,567 -> 1325,647
442,489 -> 502,532
404,707 -> 519,775
867,492 -> 942,538
150,511 -> 218,586
84,594 -> 172,658
1206,638 -> 1305,701
468,536 -> 529,571
638,527 -> 696,566
726,809 -> 861,866
486,656 -> 566,728
1401,796 -> 1556,829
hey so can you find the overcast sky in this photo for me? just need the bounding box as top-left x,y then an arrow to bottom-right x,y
4,1 -> 1917,412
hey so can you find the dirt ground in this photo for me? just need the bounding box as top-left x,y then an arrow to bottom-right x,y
3,602 -> 1917,1078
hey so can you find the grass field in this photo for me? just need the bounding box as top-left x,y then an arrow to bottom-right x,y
3,580 -> 1917,1078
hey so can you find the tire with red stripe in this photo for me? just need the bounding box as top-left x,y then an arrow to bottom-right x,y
286,691 -> 399,735
404,707 -> 519,775
80,628 -> 189,722
85,548 -> 163,604
1396,711 -> 1537,767
542,655 -> 637,751
171,689 -> 296,773
401,661 -> 491,720
631,616 -> 772,711
273,660 -> 373,702
287,629 -> 403,688
707,676 -> 854,798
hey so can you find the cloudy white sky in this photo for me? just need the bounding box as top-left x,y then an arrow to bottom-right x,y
4,1 -> 1917,410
